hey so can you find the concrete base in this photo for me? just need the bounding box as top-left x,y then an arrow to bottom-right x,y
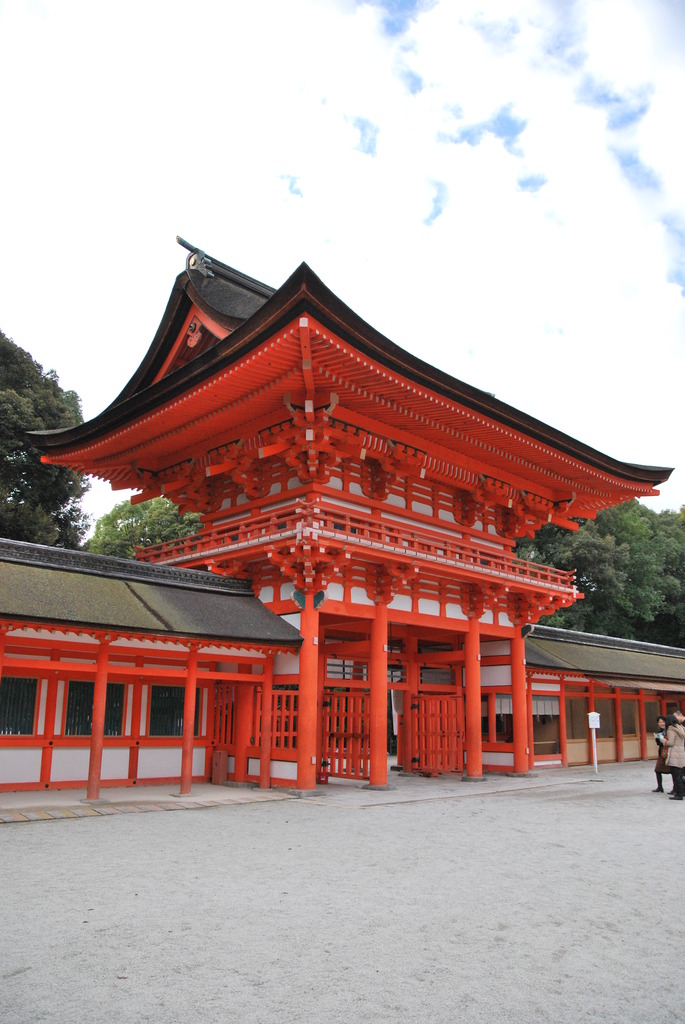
461,775 -> 488,782
362,783 -> 394,791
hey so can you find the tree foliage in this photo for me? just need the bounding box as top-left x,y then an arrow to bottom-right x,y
517,501 -> 685,646
86,497 -> 201,559
0,330 -> 89,547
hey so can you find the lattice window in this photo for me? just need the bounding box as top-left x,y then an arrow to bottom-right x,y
326,658 -> 368,681
148,685 -> 200,737
419,666 -> 455,687
64,681 -> 126,736
0,676 -> 37,735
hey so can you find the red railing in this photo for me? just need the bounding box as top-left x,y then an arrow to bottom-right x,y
136,501 -> 577,594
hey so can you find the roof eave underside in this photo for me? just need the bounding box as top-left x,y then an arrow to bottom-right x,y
30,262 -> 672,488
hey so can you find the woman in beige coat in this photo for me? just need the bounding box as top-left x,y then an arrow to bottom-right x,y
664,711 -> 685,801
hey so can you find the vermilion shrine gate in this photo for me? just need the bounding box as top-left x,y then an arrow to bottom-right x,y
30,240 -> 672,792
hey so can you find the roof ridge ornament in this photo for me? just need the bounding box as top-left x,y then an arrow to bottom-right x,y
177,235 -> 214,278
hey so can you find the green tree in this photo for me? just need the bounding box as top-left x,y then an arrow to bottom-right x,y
0,330 -> 89,547
517,501 -> 685,645
86,497 -> 201,559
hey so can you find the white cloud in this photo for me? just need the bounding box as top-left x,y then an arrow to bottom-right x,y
0,0 -> 682,526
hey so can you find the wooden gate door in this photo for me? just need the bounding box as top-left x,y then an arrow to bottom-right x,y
321,689 -> 371,781
213,683 -> 235,748
414,695 -> 463,776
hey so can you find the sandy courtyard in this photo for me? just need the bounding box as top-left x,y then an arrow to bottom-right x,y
1,763 -> 682,1024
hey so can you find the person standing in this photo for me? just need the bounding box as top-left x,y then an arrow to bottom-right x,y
664,711 -> 685,801
653,716 -> 669,792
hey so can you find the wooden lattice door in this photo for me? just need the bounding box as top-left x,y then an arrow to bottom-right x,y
414,695 -> 463,776
321,689 -> 371,781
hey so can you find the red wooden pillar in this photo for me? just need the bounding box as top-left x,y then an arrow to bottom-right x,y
464,619 -> 483,778
233,673 -> 254,782
402,635 -> 419,772
369,601 -> 388,788
526,687 -> 535,770
128,669 -> 143,783
638,691 -> 648,761
259,660 -> 273,789
614,689 -> 624,763
558,683 -> 568,767
296,591 -> 319,790
315,625 -> 327,782
180,645 -> 199,795
86,639 -> 110,801
511,631 -> 528,774
204,662 -> 218,779
40,675 -> 58,787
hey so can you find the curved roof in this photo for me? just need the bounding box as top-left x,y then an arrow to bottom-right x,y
30,242 -> 672,506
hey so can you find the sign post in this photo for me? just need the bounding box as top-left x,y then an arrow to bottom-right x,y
588,711 -> 600,774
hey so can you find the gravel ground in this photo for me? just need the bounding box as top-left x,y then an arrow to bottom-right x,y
1,762 -> 682,1024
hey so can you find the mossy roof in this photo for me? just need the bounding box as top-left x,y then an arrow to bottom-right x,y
0,539 -> 301,648
526,625 -> 685,690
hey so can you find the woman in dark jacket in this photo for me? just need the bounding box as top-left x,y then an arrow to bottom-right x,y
653,716 -> 669,792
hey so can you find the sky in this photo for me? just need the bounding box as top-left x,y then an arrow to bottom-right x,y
1,0 -> 684,528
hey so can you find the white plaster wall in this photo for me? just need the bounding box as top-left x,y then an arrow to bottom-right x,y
0,747 -> 42,784
51,748 -> 90,782
481,665 -> 512,686
271,759 -> 297,780
482,752 -> 515,766
137,747 -> 182,778
54,680 -> 65,735
37,679 -> 48,733
125,684 -> 134,735
101,748 -> 130,781
274,652 -> 300,675
418,598 -> 440,616
481,641 -> 510,657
